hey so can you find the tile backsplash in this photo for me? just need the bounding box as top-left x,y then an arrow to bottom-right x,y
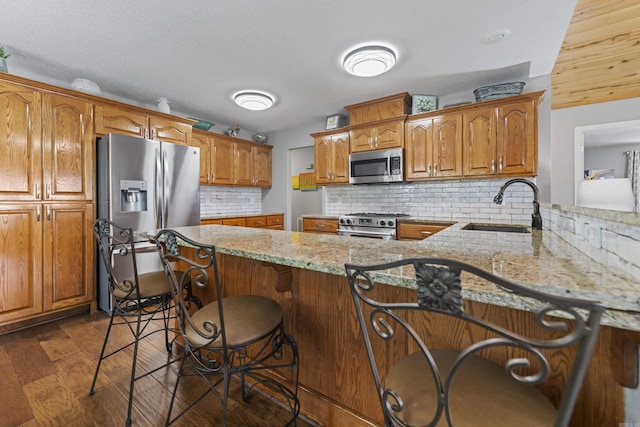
324,178 -> 536,225
200,186 -> 262,216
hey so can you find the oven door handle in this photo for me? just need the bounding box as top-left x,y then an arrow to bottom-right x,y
339,229 -> 394,239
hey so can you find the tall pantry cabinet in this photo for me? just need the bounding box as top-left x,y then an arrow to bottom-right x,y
0,78 -> 94,326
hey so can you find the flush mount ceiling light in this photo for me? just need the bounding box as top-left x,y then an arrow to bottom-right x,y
233,91 -> 275,111
343,45 -> 397,77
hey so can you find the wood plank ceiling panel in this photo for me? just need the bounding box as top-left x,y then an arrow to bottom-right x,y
551,0 -> 640,109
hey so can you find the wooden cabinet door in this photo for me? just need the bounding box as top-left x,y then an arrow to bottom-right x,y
0,204 -> 43,323
331,133 -> 350,184
149,116 -> 191,145
94,104 -> 147,137
375,121 -> 404,150
212,137 -> 234,185
254,144 -> 272,187
42,203 -> 94,311
0,81 -> 42,201
497,100 -> 537,176
463,107 -> 496,176
350,127 -> 374,152
432,114 -> 462,177
234,140 -> 254,186
314,136 -> 333,185
191,131 -> 211,184
42,93 -> 94,201
406,118 -> 434,180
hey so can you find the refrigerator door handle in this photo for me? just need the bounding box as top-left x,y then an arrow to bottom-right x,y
163,149 -> 169,227
155,147 -> 162,229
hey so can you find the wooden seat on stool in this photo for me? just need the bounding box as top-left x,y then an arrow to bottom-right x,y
154,228 -> 300,427
90,218 -> 187,426
345,257 -> 604,427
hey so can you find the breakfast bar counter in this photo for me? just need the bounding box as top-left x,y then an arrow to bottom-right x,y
143,223 -> 640,426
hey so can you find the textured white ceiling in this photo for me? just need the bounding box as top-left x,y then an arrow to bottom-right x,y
0,0 -> 576,135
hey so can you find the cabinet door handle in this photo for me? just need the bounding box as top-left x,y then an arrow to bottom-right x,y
427,165 -> 431,177
433,164 -> 438,176
151,129 -> 157,140
46,205 -> 51,221
491,160 -> 495,173
36,206 -> 41,221
46,183 -> 51,199
421,231 -> 434,235
499,158 -> 503,172
35,183 -> 40,199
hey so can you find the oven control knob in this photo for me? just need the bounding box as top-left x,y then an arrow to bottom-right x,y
379,220 -> 387,226
388,220 -> 395,227
339,219 -> 345,224
346,219 -> 352,225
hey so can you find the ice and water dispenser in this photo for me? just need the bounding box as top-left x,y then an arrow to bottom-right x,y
120,180 -> 148,212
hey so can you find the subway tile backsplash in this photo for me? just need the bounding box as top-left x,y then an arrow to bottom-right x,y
200,186 -> 262,216
324,178 -> 535,225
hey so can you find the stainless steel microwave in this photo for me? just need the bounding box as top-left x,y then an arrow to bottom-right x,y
349,148 -> 404,184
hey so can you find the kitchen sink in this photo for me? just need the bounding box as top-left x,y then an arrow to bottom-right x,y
462,223 -> 531,233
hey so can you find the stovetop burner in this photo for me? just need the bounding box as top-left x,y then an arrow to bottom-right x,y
345,212 -> 410,218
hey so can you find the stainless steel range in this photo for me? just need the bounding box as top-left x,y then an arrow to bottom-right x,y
338,213 -> 410,240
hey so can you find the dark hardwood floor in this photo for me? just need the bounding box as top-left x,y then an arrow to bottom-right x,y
0,311 -> 316,427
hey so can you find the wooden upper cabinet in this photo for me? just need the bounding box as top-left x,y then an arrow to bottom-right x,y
233,140 -> 272,187
149,116 -> 191,145
234,140 -> 254,186
406,114 -> 462,180
497,100 -> 537,176
42,93 -> 94,201
42,203 -> 94,311
314,131 -> 349,185
254,144 -> 272,187
432,114 -> 462,178
211,137 -> 235,185
0,204 -> 43,324
0,81 -> 42,201
95,103 -> 192,145
350,119 -> 404,153
94,104 -> 147,137
463,107 -> 495,176
463,96 -> 539,177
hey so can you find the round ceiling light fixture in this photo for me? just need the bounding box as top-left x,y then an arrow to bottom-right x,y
343,45 -> 397,77
233,91 -> 275,111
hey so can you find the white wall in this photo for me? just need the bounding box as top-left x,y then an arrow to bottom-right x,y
585,143 -> 639,178
550,97 -> 640,205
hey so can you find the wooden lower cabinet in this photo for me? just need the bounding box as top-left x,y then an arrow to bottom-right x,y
0,204 -> 43,324
184,253 -> 626,427
201,214 -> 284,230
43,203 -> 94,311
0,202 -> 94,327
397,221 -> 453,240
301,217 -> 338,234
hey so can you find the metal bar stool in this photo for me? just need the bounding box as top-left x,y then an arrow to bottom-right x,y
90,218 -> 185,426
154,228 -> 300,426
345,257 -> 604,427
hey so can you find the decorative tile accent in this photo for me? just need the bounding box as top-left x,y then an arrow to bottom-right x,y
200,186 -> 262,216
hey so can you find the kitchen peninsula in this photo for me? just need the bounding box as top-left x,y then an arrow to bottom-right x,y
144,221 -> 640,426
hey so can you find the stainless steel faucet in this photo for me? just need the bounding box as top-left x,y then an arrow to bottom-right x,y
493,178 -> 543,230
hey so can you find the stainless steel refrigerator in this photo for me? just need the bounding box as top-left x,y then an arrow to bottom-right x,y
97,133 -> 200,313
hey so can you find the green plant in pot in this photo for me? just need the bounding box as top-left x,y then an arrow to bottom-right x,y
0,45 -> 9,73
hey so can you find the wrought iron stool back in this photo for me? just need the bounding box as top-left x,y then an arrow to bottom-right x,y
345,257 -> 604,427
90,218 -> 179,426
154,228 -> 300,426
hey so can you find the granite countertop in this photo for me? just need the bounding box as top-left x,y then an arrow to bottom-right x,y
201,212 -> 284,220
142,222 -> 640,331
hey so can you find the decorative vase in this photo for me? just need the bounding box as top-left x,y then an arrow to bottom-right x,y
0,58 -> 7,73
157,97 -> 170,114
